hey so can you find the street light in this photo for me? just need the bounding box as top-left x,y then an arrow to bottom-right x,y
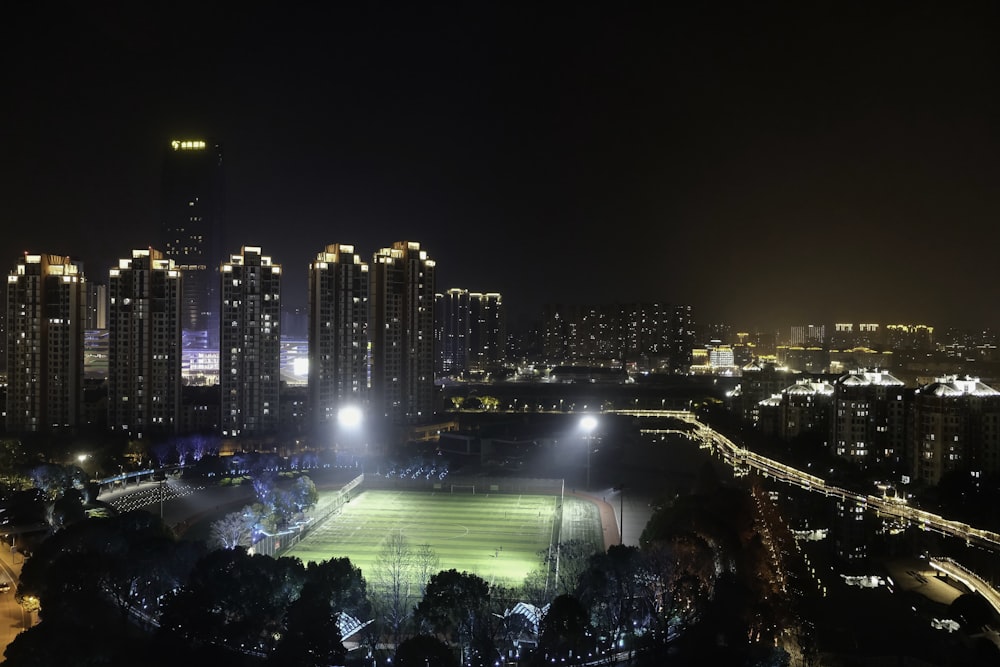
580,415 -> 598,489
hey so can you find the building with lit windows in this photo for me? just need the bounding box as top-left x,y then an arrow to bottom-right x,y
371,241 -> 435,424
435,288 -> 469,376
5,253 -> 86,433
308,244 -> 370,432
469,292 -> 505,374
757,378 -> 834,440
107,249 -> 183,438
160,138 -> 225,377
541,302 -> 691,372
830,369 -> 907,468
436,289 -> 505,378
220,246 -> 281,437
789,324 -> 826,347
911,375 -> 1000,485
885,323 -> 934,351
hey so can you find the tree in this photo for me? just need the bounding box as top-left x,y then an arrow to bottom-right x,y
159,548 -> 305,658
533,594 -> 595,665
394,635 -> 459,667
370,531 -> 414,646
414,542 -> 440,596
414,569 -> 491,665
210,508 -> 254,549
577,545 -> 648,660
540,538 -> 597,596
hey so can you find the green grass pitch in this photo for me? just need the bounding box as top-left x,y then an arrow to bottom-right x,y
283,489 -> 561,587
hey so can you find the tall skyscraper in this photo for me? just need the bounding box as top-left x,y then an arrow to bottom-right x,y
160,138 -> 225,358
435,288 -> 469,376
107,249 -> 183,438
308,244 -> 370,431
5,253 -> 86,433
468,292 -> 505,373
220,246 -> 282,437
371,241 -> 435,424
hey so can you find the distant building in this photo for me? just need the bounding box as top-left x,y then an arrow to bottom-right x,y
160,138 -> 225,358
541,302 -> 692,372
108,249 -> 183,438
371,241 -> 435,424
436,290 -> 505,377
790,324 -> 826,347
910,375 -> 1000,485
777,346 -> 829,373
884,324 -> 934,351
220,246 -> 282,438
5,253 -> 86,434
435,288 -> 470,376
308,244 -> 370,431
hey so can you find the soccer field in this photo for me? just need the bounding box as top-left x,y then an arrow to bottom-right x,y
283,489 -> 563,586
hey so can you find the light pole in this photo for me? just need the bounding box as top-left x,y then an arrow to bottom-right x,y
580,415 -> 598,489
338,405 -> 364,470
613,483 -> 625,545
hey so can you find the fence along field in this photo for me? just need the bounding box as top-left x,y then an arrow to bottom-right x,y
282,487 -> 566,587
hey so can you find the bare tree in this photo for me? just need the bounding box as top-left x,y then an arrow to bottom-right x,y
210,508 -> 252,549
371,530 -> 415,647
414,542 -> 440,596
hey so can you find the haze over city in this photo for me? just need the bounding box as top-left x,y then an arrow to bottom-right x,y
3,3 -> 1000,331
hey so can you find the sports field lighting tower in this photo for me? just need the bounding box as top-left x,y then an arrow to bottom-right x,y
580,415 -> 598,489
338,405 -> 364,463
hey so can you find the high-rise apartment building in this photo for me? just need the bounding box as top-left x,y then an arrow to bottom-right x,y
107,249 -> 183,437
541,302 -> 693,372
308,244 -> 370,431
830,369 -> 907,467
468,292 -> 505,373
371,241 -> 435,424
220,247 -> 282,437
160,138 -> 225,359
5,253 -> 86,433
911,375 -> 1000,485
435,288 -> 469,376
435,289 -> 505,377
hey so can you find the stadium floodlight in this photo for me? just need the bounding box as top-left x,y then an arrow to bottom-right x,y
580,415 -> 598,488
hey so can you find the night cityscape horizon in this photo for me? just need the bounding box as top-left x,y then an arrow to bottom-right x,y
3,3 -> 1000,666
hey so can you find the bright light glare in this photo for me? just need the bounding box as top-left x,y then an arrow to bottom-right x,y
338,406 -> 363,428
580,415 -> 598,433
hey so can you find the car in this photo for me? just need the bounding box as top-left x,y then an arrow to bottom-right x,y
0,582 -> 11,593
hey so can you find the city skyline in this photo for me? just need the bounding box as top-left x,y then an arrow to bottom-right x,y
4,4 -> 1000,331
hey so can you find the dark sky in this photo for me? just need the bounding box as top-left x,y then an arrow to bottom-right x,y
3,2 -> 1000,332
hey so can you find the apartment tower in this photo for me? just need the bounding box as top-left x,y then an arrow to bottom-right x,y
220,246 -> 282,437
107,249 -> 183,437
5,253 -> 86,433
308,244 -> 370,432
371,241 -> 435,424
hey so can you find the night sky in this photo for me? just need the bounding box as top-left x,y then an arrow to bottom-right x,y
3,3 -> 1000,332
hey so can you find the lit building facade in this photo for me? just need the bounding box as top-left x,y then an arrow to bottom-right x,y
830,369 -> 907,468
371,241 -> 435,424
160,138 -> 225,357
435,288 -> 469,376
469,292 -> 505,373
541,302 -> 691,372
108,249 -> 183,437
436,289 -> 505,377
220,246 -> 281,437
308,244 -> 370,430
911,375 -> 1000,485
5,253 -> 86,433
